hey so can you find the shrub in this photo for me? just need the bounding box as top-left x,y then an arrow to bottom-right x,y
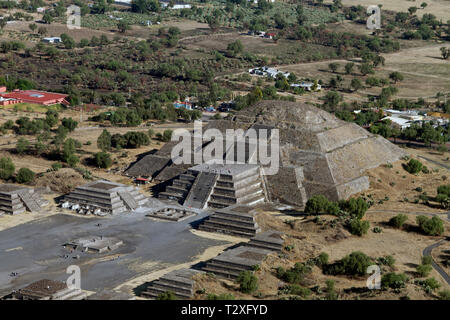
237,271 -> 258,294
416,278 -> 441,292
287,284 -> 311,298
381,273 -> 407,289
206,293 -> 235,300
16,168 -> 35,183
404,159 -> 423,174
377,255 -> 395,267
416,264 -> 432,277
437,184 -> 450,196
94,152 -> 112,169
348,219 -> 370,236
324,279 -> 338,300
324,251 -> 372,276
438,290 -> 450,300
340,197 -> 368,219
51,163 -> 62,171
416,215 -> 444,236
61,117 -> 78,132
0,157 -> 15,180
422,256 -> 432,265
66,154 -> 79,168
276,263 -> 312,284
157,291 -> 177,300
389,214 -> 408,228
317,252 -> 329,267
304,195 -> 329,214
97,129 -> 112,151
162,129 -> 173,142
123,131 -> 150,148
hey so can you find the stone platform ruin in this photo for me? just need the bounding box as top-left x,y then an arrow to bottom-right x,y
0,184 -> 49,215
198,205 -> 261,238
159,163 -> 266,210
62,180 -> 146,215
64,236 -> 123,253
202,245 -> 273,279
245,230 -> 284,251
202,230 -> 284,279
126,100 -> 407,207
2,279 -> 87,300
146,207 -> 196,222
141,268 -> 202,300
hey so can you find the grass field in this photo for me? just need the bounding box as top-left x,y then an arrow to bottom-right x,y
0,103 -> 62,113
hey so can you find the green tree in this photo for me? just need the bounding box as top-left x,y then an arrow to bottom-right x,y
227,40 -> 243,57
16,168 -> 35,184
304,195 -> 330,214
345,62 -> 354,75
0,157 -> 15,180
381,272 -> 407,289
61,117 -> 78,132
416,215 -> 444,236
389,72 -> 404,83
237,271 -> 258,294
389,214 -> 408,229
94,152 -> 112,169
16,138 -> 30,155
404,159 -> 423,174
97,129 -> 112,151
350,78 -> 363,92
348,219 -> 370,236
328,63 -> 339,73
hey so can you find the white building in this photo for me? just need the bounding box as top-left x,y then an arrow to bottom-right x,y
249,66 -> 290,79
41,37 -> 62,44
160,1 -> 191,9
114,0 -> 132,6
291,82 -> 321,92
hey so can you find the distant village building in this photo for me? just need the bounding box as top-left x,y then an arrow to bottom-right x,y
290,82 -> 321,92
41,37 -> 62,44
113,0 -> 132,7
248,66 -> 290,79
0,90 -> 69,106
160,1 -> 192,9
174,101 -> 193,110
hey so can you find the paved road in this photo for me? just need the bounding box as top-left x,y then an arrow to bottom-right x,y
418,156 -> 450,171
422,238 -> 450,285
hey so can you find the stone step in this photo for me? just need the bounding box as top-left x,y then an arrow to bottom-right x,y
142,287 -> 192,300
166,186 -> 189,196
118,191 -> 138,210
198,225 -> 257,238
183,172 -> 218,209
18,191 -> 40,212
151,281 -> 193,296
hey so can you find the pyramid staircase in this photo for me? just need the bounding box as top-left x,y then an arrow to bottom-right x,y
208,166 -> 265,209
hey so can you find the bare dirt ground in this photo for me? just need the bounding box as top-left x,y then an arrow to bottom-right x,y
324,0 -> 450,20
277,43 -> 450,101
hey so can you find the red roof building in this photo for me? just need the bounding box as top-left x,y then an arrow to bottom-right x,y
0,90 -> 70,106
